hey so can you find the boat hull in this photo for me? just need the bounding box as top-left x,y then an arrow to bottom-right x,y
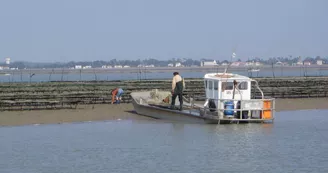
131,99 -> 218,124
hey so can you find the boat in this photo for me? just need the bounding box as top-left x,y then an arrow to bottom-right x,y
247,67 -> 260,72
130,72 -> 275,124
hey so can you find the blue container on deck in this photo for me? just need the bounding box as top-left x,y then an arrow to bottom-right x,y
224,101 -> 234,117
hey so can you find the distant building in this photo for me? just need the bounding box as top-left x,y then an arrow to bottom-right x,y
102,65 -> 112,68
231,62 -> 245,66
317,60 -> 323,65
114,65 -> 123,68
75,65 -> 82,69
276,61 -> 288,66
83,66 -> 92,69
221,62 -> 229,66
201,60 -> 217,66
245,61 -> 262,66
123,65 -> 130,68
175,62 -> 182,67
276,61 -> 283,65
245,62 -> 253,66
296,61 -> 303,65
0,66 -> 9,70
303,61 -> 311,66
167,63 -> 174,67
138,64 -> 155,67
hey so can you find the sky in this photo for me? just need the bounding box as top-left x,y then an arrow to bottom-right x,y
0,0 -> 327,62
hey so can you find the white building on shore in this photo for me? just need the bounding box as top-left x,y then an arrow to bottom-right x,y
201,60 -> 217,66
175,62 -> 182,67
102,65 -> 112,68
83,66 -> 92,69
317,60 -> 323,65
114,65 -> 123,68
167,63 -> 174,67
75,65 -> 82,69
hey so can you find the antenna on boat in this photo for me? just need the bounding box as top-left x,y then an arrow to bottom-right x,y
223,52 -> 236,74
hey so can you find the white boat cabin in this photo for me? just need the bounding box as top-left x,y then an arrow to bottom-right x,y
202,72 -> 274,122
204,73 -> 251,104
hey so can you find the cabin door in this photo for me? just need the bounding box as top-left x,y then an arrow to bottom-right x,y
213,80 -> 219,107
205,80 -> 219,108
207,80 -> 214,98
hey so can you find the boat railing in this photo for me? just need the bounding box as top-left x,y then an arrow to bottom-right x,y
190,97 -> 275,121
250,79 -> 264,99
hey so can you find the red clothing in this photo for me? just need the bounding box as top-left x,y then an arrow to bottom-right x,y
112,88 -> 118,95
111,88 -> 119,103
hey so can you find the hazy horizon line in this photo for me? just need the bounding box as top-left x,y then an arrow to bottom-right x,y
5,55 -> 328,64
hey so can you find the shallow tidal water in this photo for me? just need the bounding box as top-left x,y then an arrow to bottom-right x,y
0,109 -> 327,173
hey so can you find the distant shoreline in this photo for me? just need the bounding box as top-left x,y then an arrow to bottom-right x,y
1,65 -> 328,75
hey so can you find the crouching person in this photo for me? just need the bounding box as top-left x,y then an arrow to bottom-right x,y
111,88 -> 124,104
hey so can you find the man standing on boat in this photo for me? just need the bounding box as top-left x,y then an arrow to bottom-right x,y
170,72 -> 185,111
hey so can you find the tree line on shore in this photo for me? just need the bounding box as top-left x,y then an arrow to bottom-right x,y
1,56 -> 327,69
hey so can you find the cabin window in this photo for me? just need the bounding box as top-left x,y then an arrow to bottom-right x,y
205,80 -> 207,88
222,82 -> 234,90
238,82 -> 248,90
209,80 -> 213,90
214,81 -> 218,90
222,81 -> 248,90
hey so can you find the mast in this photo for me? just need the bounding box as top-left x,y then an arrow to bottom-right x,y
223,52 -> 236,74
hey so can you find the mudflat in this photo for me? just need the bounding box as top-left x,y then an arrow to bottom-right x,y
1,98 -> 328,127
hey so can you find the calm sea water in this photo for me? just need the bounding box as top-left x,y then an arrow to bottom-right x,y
1,68 -> 328,82
0,110 -> 327,173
